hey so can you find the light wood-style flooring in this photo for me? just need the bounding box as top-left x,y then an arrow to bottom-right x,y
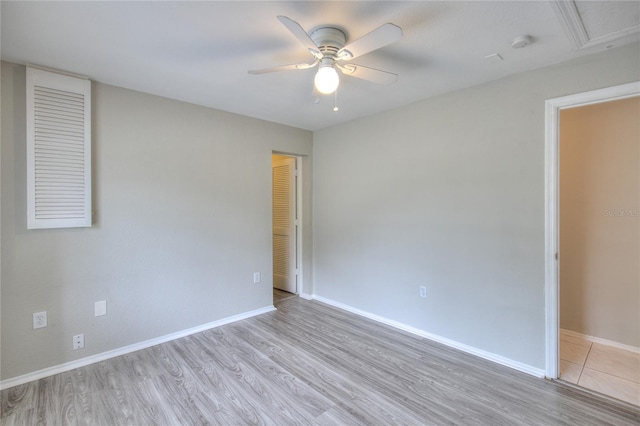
560,331 -> 640,406
3,297 -> 640,425
273,288 -> 297,304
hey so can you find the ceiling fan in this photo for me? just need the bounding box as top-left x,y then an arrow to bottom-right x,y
249,16 -> 403,97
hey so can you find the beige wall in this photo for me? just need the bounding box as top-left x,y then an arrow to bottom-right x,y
1,62 -> 312,381
559,97 -> 640,347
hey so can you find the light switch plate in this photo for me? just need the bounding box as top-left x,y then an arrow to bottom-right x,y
95,300 -> 107,316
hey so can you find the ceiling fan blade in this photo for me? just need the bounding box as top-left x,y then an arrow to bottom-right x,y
249,61 -> 318,74
338,64 -> 398,85
277,15 -> 323,59
337,23 -> 403,60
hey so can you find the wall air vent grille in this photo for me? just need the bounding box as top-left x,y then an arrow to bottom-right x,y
27,67 -> 92,229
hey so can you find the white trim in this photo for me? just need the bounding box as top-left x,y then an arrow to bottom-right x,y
0,305 -> 275,390
26,67 -> 92,229
544,93 -> 561,380
0,53 -> 3,379
581,26 -> 640,51
549,0 -> 640,51
313,295 -> 545,378
272,152 -> 306,296
544,81 -> 640,379
561,329 -> 640,355
298,292 -> 314,300
25,63 -> 89,80
295,155 -> 303,295
549,0 -> 589,50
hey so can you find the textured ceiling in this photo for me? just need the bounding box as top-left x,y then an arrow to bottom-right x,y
577,1 -> 638,39
2,1 -> 639,131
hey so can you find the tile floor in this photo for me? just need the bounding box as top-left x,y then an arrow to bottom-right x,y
560,331 -> 640,406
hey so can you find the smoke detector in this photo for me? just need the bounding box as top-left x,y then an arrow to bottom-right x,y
512,35 -> 533,49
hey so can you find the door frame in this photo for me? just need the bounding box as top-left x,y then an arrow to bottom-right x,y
544,81 -> 640,379
272,152 -> 304,295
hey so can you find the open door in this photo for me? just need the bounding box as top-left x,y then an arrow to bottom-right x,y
272,155 -> 297,293
545,81 -> 640,381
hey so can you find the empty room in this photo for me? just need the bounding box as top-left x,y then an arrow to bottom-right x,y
1,1 -> 639,424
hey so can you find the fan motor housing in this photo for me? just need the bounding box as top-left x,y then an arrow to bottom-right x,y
310,27 -> 346,57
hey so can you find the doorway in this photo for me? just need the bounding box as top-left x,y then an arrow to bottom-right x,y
272,154 -> 299,297
545,82 -> 640,405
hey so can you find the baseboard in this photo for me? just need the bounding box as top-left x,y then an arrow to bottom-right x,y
298,292 -> 314,300
312,295 -> 545,379
0,305 -> 276,390
560,329 -> 640,354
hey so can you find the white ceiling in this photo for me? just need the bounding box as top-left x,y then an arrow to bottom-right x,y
2,1 -> 639,131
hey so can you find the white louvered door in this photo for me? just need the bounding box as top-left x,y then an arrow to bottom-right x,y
26,67 -> 91,229
272,156 -> 297,293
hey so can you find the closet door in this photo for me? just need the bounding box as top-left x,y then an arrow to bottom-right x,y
273,157 -> 296,293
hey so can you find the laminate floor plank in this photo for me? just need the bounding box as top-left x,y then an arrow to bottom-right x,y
2,297 -> 640,425
274,299 -> 628,425
256,334 -> 450,425
196,328 -> 335,418
1,382 -> 38,425
286,299 -> 440,360
171,362 -> 265,425
177,333 -> 317,426
260,308 -> 554,426
255,304 -> 499,407
236,319 -> 434,425
69,367 -> 98,426
189,333 -> 320,425
249,305 -> 530,425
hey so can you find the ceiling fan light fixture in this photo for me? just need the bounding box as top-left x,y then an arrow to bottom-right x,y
314,63 -> 339,95
250,16 -> 403,101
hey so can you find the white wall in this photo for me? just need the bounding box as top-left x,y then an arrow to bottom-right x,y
312,44 -> 640,369
560,97 -> 639,347
1,62 -> 312,380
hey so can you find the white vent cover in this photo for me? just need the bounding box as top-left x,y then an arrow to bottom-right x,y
26,67 -> 92,229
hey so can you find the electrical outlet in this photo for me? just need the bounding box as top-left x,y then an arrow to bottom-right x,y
73,334 -> 84,350
33,311 -> 47,329
253,272 -> 261,284
420,286 -> 427,298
